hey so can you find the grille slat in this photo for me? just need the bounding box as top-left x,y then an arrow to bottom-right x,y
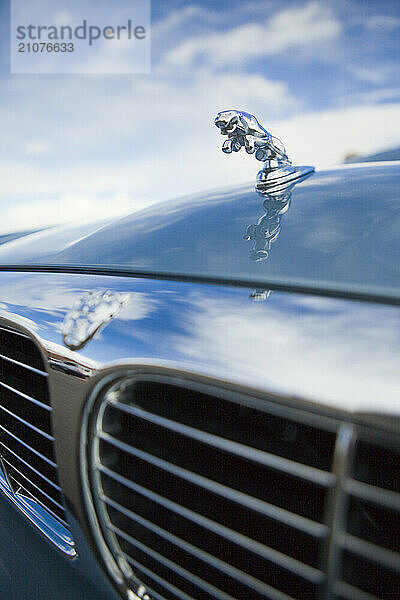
0,326 -> 43,368
0,355 -> 49,402
88,378 -> 399,600
103,493 -> 323,585
0,380 -> 51,410
127,556 -> 196,600
335,581 -> 381,600
0,440 -> 61,490
0,403 -> 54,441
0,326 -> 72,543
339,533 -> 400,573
0,423 -> 57,467
100,465 -> 323,574
99,431 -> 327,537
118,529 -> 298,600
338,438 -> 400,600
5,459 -> 66,513
91,379 -> 335,600
112,518 -> 301,600
9,476 -> 69,527
0,413 -> 55,462
344,479 -> 400,512
0,352 -> 48,377
123,545 -> 239,600
110,400 -> 335,487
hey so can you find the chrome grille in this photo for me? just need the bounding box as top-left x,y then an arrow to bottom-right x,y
88,378 -> 332,599
335,436 -> 400,600
0,325 -> 75,555
87,377 -> 400,600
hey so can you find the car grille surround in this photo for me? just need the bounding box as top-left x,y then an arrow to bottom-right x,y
84,374 -> 400,600
0,325 -> 75,556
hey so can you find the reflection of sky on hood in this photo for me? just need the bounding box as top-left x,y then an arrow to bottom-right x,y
0,164 -> 398,299
0,0 -> 400,233
172,290 -> 400,414
0,272 -> 399,415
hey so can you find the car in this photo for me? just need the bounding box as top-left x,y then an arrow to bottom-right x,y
0,110 -> 398,600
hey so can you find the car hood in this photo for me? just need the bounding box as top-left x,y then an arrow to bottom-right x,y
0,162 -> 399,301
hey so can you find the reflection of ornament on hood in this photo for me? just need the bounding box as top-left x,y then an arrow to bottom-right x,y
214,109 -> 314,191
244,189 -> 292,262
62,290 -> 129,350
249,289 -> 271,301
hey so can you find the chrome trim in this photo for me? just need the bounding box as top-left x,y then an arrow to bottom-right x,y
2,455 -> 66,512
81,372 -> 130,596
0,463 -> 75,556
322,424 -> 356,599
0,320 -> 76,557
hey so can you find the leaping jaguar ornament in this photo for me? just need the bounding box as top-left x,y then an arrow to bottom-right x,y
214,110 -> 314,191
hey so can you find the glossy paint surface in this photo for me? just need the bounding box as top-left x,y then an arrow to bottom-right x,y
0,270 -> 399,599
0,163 -> 399,300
0,271 -> 399,416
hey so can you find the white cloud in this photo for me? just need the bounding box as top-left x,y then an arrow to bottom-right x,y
352,66 -> 389,85
24,139 -> 54,157
364,15 -> 400,29
165,2 -> 342,67
350,87 -> 400,104
271,103 -> 400,165
0,67 -> 300,233
0,2 -> 399,235
1,100 -> 400,234
152,5 -> 210,39
351,64 -> 400,86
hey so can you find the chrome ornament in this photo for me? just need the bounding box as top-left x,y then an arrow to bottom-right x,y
62,290 -> 129,350
214,109 -> 314,190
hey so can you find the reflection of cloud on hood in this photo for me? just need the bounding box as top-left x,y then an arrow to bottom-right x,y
0,280 -> 80,313
119,292 -> 159,322
0,279 -> 157,323
0,192 -> 136,235
172,292 -> 400,414
0,308 -> 42,333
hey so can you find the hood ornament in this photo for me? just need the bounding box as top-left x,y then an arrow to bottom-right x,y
62,290 -> 129,351
215,109 -> 314,191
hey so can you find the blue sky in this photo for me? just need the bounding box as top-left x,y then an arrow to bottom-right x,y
0,0 -> 399,232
